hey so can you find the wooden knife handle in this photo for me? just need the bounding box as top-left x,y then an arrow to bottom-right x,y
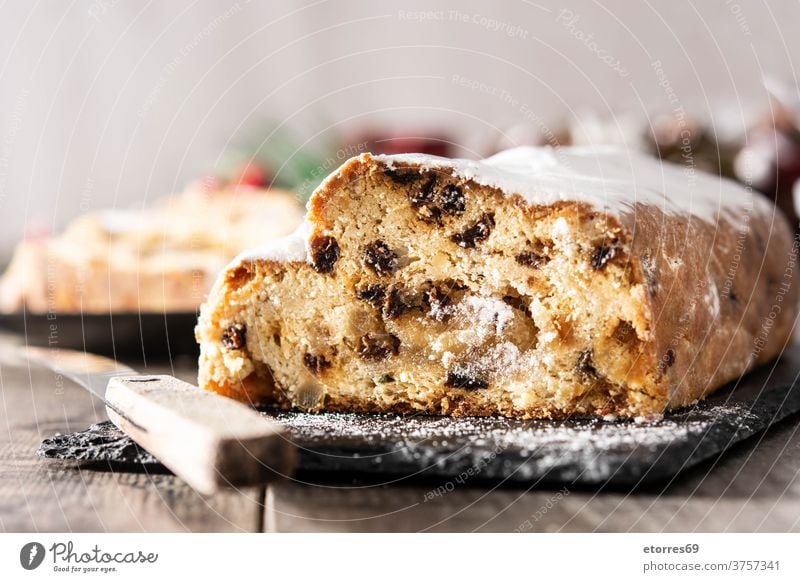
105,375 -> 297,495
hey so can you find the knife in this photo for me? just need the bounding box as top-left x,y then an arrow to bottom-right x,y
23,346 -> 297,495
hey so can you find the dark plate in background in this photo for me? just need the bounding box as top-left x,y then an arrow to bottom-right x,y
0,311 -> 199,359
38,343 -> 800,489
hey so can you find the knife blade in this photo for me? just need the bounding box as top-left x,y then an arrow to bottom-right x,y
23,346 -> 297,494
24,346 -> 146,432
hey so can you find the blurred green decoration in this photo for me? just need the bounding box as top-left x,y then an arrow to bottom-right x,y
216,121 -> 456,203
217,122 -> 344,203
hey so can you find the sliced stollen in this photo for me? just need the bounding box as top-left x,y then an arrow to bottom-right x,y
196,146 -> 798,418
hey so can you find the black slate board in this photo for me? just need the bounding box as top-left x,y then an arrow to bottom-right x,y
38,344 -> 800,488
0,311 -> 199,358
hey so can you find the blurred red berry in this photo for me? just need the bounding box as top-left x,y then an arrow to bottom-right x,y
230,161 -> 269,188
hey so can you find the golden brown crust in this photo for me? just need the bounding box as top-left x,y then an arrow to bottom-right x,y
621,202 -> 798,408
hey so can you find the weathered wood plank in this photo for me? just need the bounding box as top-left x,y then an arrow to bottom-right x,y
0,431 -> 266,532
0,343 -> 265,532
264,418 -> 800,532
265,481 -> 800,533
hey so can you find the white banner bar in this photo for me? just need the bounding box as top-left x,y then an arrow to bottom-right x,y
1,533 -> 797,580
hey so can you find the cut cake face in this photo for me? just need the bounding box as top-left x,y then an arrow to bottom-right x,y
196,147 -> 797,418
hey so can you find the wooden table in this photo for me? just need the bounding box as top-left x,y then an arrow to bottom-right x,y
1,333 -> 799,533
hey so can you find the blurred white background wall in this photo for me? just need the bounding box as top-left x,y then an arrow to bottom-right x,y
1,0 -> 798,262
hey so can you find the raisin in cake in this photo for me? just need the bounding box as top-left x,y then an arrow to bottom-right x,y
196,146 -> 798,418
0,183 -> 303,314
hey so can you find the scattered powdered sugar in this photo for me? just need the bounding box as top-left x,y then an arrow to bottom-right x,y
37,399 -> 775,487
449,294 -> 515,342
272,410 -> 706,448
446,342 -> 526,385
427,294 -> 532,380
483,341 -> 524,374
267,403 -> 761,483
704,280 -> 721,319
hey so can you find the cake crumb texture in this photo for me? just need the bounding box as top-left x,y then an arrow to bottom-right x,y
196,147 -> 798,418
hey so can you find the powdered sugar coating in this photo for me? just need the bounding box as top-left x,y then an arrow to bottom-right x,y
379,145 -> 770,225
234,146 -> 771,267
234,220 -> 310,264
